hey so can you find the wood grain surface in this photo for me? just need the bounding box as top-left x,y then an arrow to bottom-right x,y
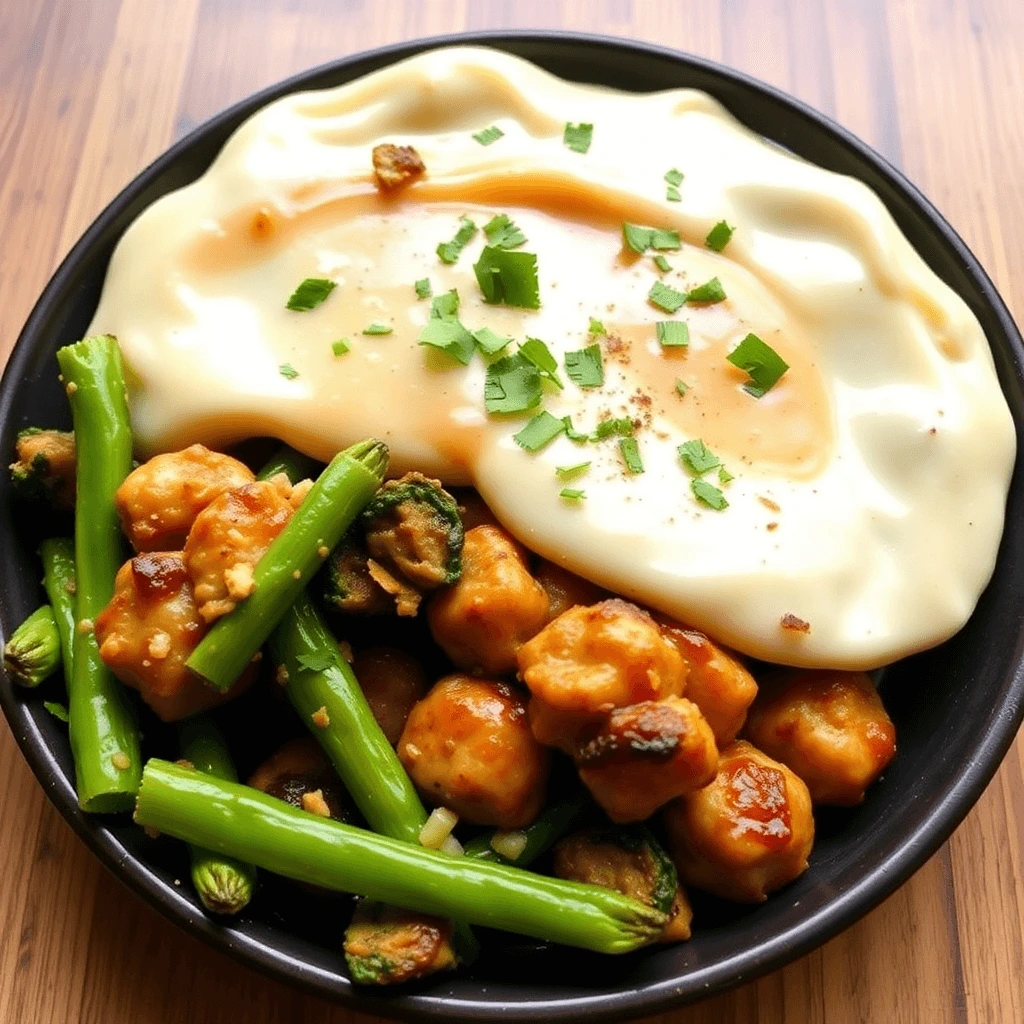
1,1 -> 1022,1021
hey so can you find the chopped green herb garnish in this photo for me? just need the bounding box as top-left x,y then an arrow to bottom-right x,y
279,363 -> 299,380
556,461 -> 591,480
297,651 -> 335,673
654,254 -> 672,273
483,214 -> 527,249
564,344 -> 604,388
623,223 -> 655,254
44,700 -> 69,723
656,321 -> 689,348
666,186 -> 681,202
591,417 -> 634,441
473,125 -> 504,145
331,339 -> 350,357
513,411 -> 566,452
472,327 -> 513,356
286,277 -> 336,311
648,281 -> 687,313
718,466 -> 734,484
437,217 -> 477,264
559,487 -> 586,501
418,317 -> 476,365
675,378 -> 688,396
691,478 -> 728,510
678,439 -> 722,475
362,323 -> 393,335
431,289 -> 460,319
563,122 -> 593,153
588,317 -> 606,336
562,416 -> 589,442
415,278 -> 432,299
651,229 -> 680,250
705,220 -> 734,252
484,353 -> 543,414
665,168 -> 684,186
686,277 -> 726,304
619,436 -> 644,474
474,246 -> 540,308
726,332 -> 790,397
519,338 -> 563,389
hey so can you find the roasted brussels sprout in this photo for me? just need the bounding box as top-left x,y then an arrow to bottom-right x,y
9,428 -> 76,510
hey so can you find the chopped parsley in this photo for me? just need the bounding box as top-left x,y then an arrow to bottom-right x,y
678,439 -> 722,475
484,353 -> 543,414
691,478 -> 728,510
562,416 -> 589,442
648,280 -> 687,313
665,168 -> 684,186
619,436 -> 644,474
564,344 -> 604,388
519,338 -> 563,389
686,277 -> 726,304
622,223 -> 681,254
654,254 -> 672,273
362,323 -> 393,335
588,317 -> 606,336
437,217 -> 477,264
675,378 -> 688,396
705,220 -> 734,252
473,246 -> 540,308
431,289 -> 460,319
414,278 -> 432,299
556,461 -> 591,480
726,332 -> 790,397
563,122 -> 593,153
331,339 -> 350,357
297,651 -> 334,673
718,466 -> 734,484
473,125 -> 504,145
513,411 -> 566,452
591,416 -> 634,441
472,327 -> 513,356
44,700 -> 69,722
559,487 -> 586,501
286,277 -> 336,311
657,321 -> 689,347
483,214 -> 527,249
418,317 -> 476,365
666,186 -> 681,202
279,363 -> 299,380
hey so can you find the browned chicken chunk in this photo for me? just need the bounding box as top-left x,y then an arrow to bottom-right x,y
664,740 -> 814,903
116,444 -> 255,552
398,674 -> 550,829
744,670 -> 896,806
352,646 -> 428,746
372,143 -> 425,191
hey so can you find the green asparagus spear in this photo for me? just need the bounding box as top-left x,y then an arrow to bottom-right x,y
56,335 -> 140,812
179,717 -> 256,915
134,760 -> 666,953
463,794 -> 590,866
4,606 -> 61,686
256,444 -> 321,485
186,439 -> 388,691
40,537 -> 76,690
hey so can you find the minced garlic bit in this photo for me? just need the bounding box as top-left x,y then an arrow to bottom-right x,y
65,382 -> 78,395
317,545 -> 330,559
77,618 -> 94,634
275,664 -> 289,686
65,579 -> 76,595
780,613 -> 811,633
111,751 -> 131,771
147,630 -> 172,660
292,569 -> 302,581
289,478 -> 314,507
404,742 -> 421,761
301,788 -> 332,818
311,705 -> 330,728
439,834 -> 465,857
419,806 -> 459,849
223,562 -> 256,601
174,758 -> 195,770
490,829 -> 529,861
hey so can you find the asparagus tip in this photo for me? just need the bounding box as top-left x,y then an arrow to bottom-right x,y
4,606 -> 61,687
344,439 -> 389,480
193,860 -> 255,915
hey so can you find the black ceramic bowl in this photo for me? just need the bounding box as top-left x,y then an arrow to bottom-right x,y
2,30 -> 1023,1023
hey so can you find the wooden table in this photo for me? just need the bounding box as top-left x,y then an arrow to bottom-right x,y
2,1 -> 1022,1021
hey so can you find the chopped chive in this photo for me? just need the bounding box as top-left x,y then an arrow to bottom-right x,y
718,466 -> 734,484
623,223 -> 655,254
666,186 -> 681,202
591,417 -> 634,441
431,289 -> 460,319
705,221 -> 734,252
678,439 -> 722,475
665,168 -> 684,186
563,122 -> 593,153
588,317 -> 606,336
726,332 -> 789,397
473,125 -> 504,145
331,339 -> 350,357
648,281 -> 687,313
513,411 -> 567,452
484,353 -> 543,414
279,363 -> 299,380
675,378 -> 688,396
562,416 -> 589,443
559,487 -> 586,501
556,461 -> 591,480
286,277 -> 336,311
483,214 -> 527,249
519,338 -> 563,389
619,436 -> 644,474
686,277 -> 726,304
473,246 -> 540,309
437,217 -> 477,264
44,700 -> 69,722
472,327 -> 513,356
691,478 -> 728,510
656,321 -> 689,348
654,254 -> 672,273
417,317 -> 476,365
414,278 -> 432,299
362,323 -> 393,335
564,344 -> 604,388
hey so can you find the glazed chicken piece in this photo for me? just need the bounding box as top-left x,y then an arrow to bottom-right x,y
183,475 -> 308,623
95,551 -> 252,721
372,143 -> 425,191
517,599 -> 688,752
398,674 -> 550,829
427,525 -> 549,675
352,647 -> 428,746
574,697 -> 718,823
744,669 -> 896,806
116,444 -> 254,552
664,740 -> 814,903
248,736 -> 351,822
534,560 -> 606,621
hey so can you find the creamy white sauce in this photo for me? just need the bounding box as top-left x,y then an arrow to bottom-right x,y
87,47 -> 1016,669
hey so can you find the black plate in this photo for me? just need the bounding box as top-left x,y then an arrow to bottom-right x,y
1,30 -> 1023,1023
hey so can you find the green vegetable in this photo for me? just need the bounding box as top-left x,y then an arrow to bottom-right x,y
484,353 -> 542,414
686,277 -> 726,304
726,332 -> 790,397
471,327 -> 512,356
648,281 -> 687,314
705,220 -> 734,252
483,214 -> 526,249
473,247 -> 540,309
286,278 -> 336,311
9,428 -> 76,510
256,445 -> 320,485
555,461 -> 590,480
622,224 -> 680,254
418,318 -> 476,365
563,122 -> 594,153
463,794 -> 589,866
431,289 -> 460,319
591,417 -> 634,441
332,339 -> 350,357
664,168 -> 684,186
437,217 -> 477,264
513,412 -> 566,453
472,125 -> 504,146
588,318 -> 606,336
279,364 -> 299,380
718,466 -> 734,484
134,760 -> 666,953
560,488 -> 586,502
414,278 -> 432,299
321,534 -> 392,616
666,186 -> 681,202
4,606 -> 61,687
678,438 -> 722,475
562,416 -> 589,443
363,323 -> 393,336
691,478 -> 728,510
619,437 -> 644,475
186,439 -> 388,692
519,338 -> 563,389
675,379 -> 688,396
564,344 -> 604,388
40,538 -> 76,690
180,717 -> 255,915
44,701 -> 69,722
653,254 -> 672,273
56,335 -> 140,812
656,321 -> 689,348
